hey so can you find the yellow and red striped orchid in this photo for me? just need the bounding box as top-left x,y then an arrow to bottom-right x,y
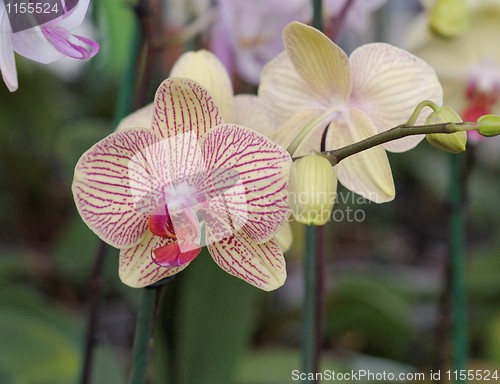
259,22 -> 443,203
72,78 -> 292,291
117,49 -> 293,251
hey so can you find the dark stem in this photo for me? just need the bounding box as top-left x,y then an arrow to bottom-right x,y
78,0 -> 153,382
128,287 -> 160,384
302,225 -> 318,382
449,152 -> 469,382
317,122 -> 466,165
79,241 -> 107,384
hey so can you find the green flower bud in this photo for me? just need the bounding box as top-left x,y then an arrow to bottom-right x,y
477,114 -> 500,137
425,106 -> 467,153
288,154 -> 337,226
429,0 -> 469,38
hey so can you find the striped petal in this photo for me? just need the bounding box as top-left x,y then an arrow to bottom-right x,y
119,231 -> 188,288
349,43 -> 443,152
259,52 -> 328,127
327,109 -> 395,203
73,128 -> 167,248
208,230 -> 286,291
169,50 -> 234,122
283,22 -> 351,102
152,78 -> 222,140
199,124 -> 292,242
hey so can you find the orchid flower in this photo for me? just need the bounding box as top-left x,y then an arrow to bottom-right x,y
408,1 -> 500,142
0,0 -> 98,91
258,22 -> 442,203
209,0 -> 386,85
73,78 -> 292,290
118,49 -> 293,251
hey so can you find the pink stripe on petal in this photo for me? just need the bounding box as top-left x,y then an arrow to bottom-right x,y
119,231 -> 187,288
208,230 -> 286,291
200,124 -> 292,242
152,78 -> 222,140
72,128 -> 166,248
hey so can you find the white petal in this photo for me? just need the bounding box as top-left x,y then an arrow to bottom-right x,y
119,231 -> 187,288
0,8 -> 18,91
57,0 -> 91,29
259,52 -> 328,126
208,230 -> 286,291
349,43 -> 443,152
11,28 -> 62,64
233,94 -> 274,136
169,50 -> 234,122
327,109 -> 395,202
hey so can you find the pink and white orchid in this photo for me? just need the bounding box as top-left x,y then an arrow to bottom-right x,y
73,78 -> 292,290
0,0 -> 98,91
209,0 -> 386,84
258,22 -> 442,203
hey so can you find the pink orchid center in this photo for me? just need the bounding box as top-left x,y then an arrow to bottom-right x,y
463,82 -> 500,142
148,205 -> 202,267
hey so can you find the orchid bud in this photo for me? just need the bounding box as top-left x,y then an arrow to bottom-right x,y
477,114 -> 500,137
288,154 -> 337,226
425,106 -> 467,153
429,0 -> 469,38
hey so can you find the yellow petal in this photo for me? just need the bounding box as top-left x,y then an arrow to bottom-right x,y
259,52 -> 329,127
349,43 -> 443,152
169,50 -> 234,122
327,109 -> 395,202
116,103 -> 153,132
284,22 -> 351,101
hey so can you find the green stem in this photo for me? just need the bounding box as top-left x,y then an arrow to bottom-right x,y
317,122 -> 478,165
128,287 -> 159,384
301,3 -> 325,383
449,154 -> 468,382
405,100 -> 440,126
302,225 -> 318,381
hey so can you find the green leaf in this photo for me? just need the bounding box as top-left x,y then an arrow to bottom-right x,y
0,289 -> 81,384
173,250 -> 259,384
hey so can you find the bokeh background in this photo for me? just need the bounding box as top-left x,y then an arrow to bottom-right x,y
1,0 -> 499,383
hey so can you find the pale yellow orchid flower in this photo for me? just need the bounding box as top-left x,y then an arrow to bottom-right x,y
258,22 -> 443,203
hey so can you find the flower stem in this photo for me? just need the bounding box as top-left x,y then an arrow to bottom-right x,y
405,100 -> 439,126
79,6 -> 144,384
128,287 -> 159,384
79,241 -> 107,384
302,225 -> 324,382
318,121 -> 478,165
449,154 -> 468,382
